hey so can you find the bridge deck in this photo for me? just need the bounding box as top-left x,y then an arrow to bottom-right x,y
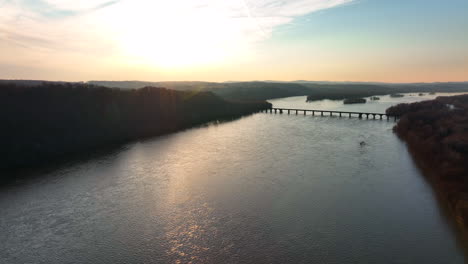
262,107 -> 399,121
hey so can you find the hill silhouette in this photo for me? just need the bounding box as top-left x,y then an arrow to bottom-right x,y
88,80 -> 468,102
0,82 -> 270,173
3,80 -> 468,102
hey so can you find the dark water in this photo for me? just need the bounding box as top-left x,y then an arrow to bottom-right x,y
1,94 -> 467,264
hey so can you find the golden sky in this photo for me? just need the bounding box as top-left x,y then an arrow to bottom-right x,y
1,0 -> 467,82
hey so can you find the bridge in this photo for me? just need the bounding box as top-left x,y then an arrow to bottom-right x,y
262,107 -> 399,121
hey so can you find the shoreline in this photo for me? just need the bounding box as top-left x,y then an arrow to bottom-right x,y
387,95 -> 468,235
0,83 -> 271,179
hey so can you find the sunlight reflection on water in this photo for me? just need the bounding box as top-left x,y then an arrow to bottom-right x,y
1,94 -> 467,263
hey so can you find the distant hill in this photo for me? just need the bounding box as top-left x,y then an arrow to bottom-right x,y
89,80 -> 468,102
0,79 -> 76,87
88,81 -> 220,91
209,82 -> 314,101
304,84 -> 394,101
3,79 -> 468,102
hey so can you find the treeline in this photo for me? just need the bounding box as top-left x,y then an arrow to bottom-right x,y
85,80 -> 468,102
386,95 -> 468,229
4,80 -> 468,102
90,81 -> 314,100
305,84 -> 393,101
0,83 -> 271,173
210,82 -> 313,101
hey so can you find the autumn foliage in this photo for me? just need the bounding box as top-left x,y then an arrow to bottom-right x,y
387,95 -> 468,227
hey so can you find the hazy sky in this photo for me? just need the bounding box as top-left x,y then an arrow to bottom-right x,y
1,0 -> 467,82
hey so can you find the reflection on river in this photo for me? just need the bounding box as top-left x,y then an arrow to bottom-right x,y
1,93 -> 467,263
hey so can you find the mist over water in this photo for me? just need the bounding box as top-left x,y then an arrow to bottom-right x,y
1,93 -> 467,263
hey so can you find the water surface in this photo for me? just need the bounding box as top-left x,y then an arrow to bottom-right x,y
1,94 -> 467,263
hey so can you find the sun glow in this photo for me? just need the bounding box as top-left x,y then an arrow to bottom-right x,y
96,0 -> 252,69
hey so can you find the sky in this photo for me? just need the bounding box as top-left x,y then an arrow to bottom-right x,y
0,0 -> 467,82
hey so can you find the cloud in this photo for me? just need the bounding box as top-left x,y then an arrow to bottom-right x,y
12,0 -> 120,18
42,0 -> 116,10
0,28 -> 55,49
0,0 -> 352,69
0,0 -> 119,52
247,0 -> 352,16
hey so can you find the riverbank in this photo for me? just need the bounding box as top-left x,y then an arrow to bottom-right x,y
2,95 -> 465,264
0,83 -> 271,177
386,95 -> 468,232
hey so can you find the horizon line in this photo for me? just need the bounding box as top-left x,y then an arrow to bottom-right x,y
1,78 -> 468,85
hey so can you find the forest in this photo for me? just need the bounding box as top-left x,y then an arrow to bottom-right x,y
386,95 -> 468,229
3,80 -> 468,102
0,83 -> 271,174
84,80 -> 468,102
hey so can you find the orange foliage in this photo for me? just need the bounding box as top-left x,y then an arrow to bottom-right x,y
387,95 -> 468,227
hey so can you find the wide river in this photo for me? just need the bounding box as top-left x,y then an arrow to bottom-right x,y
1,93 -> 467,264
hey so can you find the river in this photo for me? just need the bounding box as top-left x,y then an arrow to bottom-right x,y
1,93 -> 467,263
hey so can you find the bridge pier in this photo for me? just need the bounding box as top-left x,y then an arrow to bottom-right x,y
269,108 -> 388,121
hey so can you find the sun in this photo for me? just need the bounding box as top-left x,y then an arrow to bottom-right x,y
99,0 -> 247,69
120,21 -> 228,69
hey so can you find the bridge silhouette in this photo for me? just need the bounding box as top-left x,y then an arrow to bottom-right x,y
262,107 -> 399,121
